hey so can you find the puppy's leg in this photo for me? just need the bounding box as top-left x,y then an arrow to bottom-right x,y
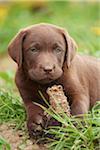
26,102 -> 44,137
19,93 -> 44,137
71,94 -> 90,116
15,71 -> 44,137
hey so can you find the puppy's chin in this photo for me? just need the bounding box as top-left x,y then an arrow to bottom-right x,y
28,69 -> 63,84
36,78 -> 54,84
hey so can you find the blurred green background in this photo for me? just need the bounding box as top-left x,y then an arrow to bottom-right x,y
0,0 -> 100,57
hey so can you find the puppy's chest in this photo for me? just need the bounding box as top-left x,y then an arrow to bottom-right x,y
37,84 -> 49,100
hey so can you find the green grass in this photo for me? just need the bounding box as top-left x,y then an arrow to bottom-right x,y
0,89 -> 26,129
38,92 -> 100,150
44,103 -> 100,150
0,135 -> 11,150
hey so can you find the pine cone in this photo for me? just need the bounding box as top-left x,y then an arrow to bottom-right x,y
47,85 -> 71,117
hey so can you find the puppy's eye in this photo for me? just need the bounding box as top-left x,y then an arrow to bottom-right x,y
31,47 -> 38,53
54,47 -> 62,53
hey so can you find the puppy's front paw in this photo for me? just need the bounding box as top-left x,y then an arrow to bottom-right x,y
27,114 -> 44,138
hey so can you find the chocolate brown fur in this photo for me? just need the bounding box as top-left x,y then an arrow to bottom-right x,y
8,23 -> 100,136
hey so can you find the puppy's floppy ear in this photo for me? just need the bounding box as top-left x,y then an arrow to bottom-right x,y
62,29 -> 77,68
8,30 -> 26,68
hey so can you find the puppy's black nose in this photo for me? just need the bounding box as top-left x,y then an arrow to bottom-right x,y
42,65 -> 55,73
44,68 -> 53,73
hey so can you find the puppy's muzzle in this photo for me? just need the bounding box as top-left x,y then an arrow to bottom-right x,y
40,64 -> 55,74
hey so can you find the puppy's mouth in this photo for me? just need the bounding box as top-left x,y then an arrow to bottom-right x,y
39,76 -> 54,84
28,69 -> 63,84
35,73 -> 55,84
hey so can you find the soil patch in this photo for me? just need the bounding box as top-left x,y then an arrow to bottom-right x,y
0,124 -> 48,150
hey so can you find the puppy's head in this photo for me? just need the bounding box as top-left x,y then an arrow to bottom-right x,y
8,23 -> 77,84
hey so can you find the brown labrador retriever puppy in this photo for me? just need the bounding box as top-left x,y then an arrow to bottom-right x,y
8,23 -> 100,136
